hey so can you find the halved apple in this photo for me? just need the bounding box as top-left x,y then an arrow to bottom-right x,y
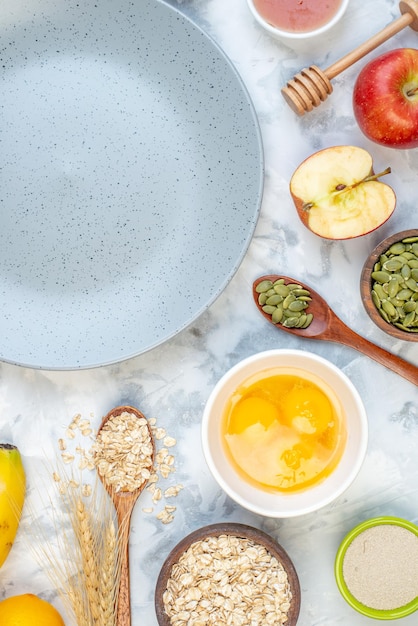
289,145 -> 396,240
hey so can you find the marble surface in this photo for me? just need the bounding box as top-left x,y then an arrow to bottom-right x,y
1,0 -> 418,624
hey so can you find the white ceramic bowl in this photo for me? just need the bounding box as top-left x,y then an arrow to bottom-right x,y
202,349 -> 368,518
246,0 -> 349,42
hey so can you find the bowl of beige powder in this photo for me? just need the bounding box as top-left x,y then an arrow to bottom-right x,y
335,516 -> 418,619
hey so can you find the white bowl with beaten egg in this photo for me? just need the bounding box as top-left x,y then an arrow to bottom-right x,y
202,349 -> 368,518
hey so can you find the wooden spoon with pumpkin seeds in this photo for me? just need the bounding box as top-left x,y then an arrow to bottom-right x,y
253,275 -> 418,386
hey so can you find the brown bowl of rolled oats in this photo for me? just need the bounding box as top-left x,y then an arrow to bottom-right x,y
155,522 -> 301,626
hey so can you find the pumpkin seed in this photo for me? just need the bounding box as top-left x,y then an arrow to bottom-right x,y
282,316 -> 300,328
378,308 -> 391,323
288,300 -> 307,312
403,311 -> 416,327
266,294 -> 284,306
371,270 -> 391,284
373,284 -> 386,300
274,284 -> 290,297
394,323 -> 414,332
301,313 -> 314,328
403,301 -> 417,313
296,314 -> 308,327
262,305 -> 277,315
272,306 -> 283,324
283,293 -> 296,309
383,258 -> 405,272
388,242 -> 406,254
371,290 -> 380,309
394,322 -> 411,331
382,300 -> 396,317
397,288 -> 413,300
369,235 -> 418,333
387,277 -> 399,298
401,264 -> 411,279
406,278 -> 418,292
257,277 -> 314,330
292,288 -> 311,297
255,280 -> 273,293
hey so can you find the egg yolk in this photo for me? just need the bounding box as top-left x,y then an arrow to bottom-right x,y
222,369 -> 346,493
281,387 -> 334,435
227,396 -> 279,434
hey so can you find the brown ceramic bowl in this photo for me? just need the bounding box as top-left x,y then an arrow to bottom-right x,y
155,522 -> 301,626
360,229 -> 418,342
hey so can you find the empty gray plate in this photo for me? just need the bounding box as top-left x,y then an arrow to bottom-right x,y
0,0 -> 263,369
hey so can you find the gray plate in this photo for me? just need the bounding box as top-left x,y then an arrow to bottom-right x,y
0,0 -> 263,369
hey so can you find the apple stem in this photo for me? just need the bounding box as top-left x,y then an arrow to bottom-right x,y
360,167 -> 391,185
302,166 -> 391,212
407,87 -> 418,98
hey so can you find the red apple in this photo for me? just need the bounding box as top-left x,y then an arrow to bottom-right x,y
289,146 -> 396,240
353,48 -> 418,149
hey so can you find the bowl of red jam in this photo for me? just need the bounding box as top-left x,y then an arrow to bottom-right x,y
246,0 -> 349,42
201,349 -> 368,518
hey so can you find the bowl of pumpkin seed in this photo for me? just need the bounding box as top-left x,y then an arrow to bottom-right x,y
360,229 -> 418,341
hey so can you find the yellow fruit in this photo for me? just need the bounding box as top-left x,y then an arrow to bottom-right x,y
0,444 -> 26,568
0,593 -> 65,625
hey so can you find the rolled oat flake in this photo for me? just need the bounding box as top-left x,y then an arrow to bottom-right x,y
342,524 -> 418,610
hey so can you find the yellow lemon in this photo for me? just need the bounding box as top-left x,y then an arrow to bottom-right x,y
0,594 -> 65,625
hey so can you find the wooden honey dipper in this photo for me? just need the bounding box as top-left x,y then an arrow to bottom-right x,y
282,0 -> 418,115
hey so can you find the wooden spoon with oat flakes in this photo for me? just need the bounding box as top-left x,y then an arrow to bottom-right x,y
94,405 -> 155,626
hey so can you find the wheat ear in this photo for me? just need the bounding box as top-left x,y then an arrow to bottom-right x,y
75,498 -> 101,623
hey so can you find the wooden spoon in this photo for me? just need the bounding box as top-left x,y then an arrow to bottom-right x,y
281,0 -> 418,115
253,275 -> 418,386
96,405 -> 155,626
